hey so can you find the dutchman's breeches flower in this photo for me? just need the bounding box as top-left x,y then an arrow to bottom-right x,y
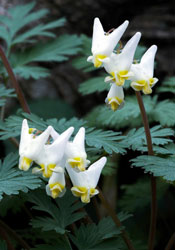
19,119 -> 52,171
33,127 -> 74,178
103,32 -> 141,86
87,17 -> 129,68
65,127 -> 90,172
105,83 -> 124,111
130,45 -> 158,94
66,157 -> 107,203
46,166 -> 66,199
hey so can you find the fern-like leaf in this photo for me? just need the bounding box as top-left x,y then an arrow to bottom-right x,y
131,155 -> 175,181
0,153 -> 41,200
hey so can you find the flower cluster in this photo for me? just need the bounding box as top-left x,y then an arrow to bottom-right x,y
19,119 -> 107,203
87,18 -> 158,111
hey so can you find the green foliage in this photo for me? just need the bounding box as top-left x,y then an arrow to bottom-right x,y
0,2 -> 82,80
120,179 -> 169,212
0,2 -> 65,48
122,125 -> 174,152
0,153 -> 41,200
69,213 -> 130,250
131,155 -> 175,181
10,34 -> 82,79
0,240 -> 7,250
86,95 -> 175,129
0,84 -> 16,107
157,76 -> 175,94
151,100 -> 175,127
72,34 -> 95,72
93,95 -> 156,129
29,189 -> 85,234
78,76 -> 109,95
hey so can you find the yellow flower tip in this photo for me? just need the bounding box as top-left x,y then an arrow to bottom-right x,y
94,54 -> 107,68
49,182 -> 64,199
19,157 -> 32,171
40,163 -> 56,178
68,157 -> 85,171
71,186 -> 98,203
149,78 -> 155,87
108,97 -> 123,112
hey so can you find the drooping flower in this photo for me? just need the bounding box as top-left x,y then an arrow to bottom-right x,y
65,127 -> 90,172
103,32 -> 141,86
33,127 -> 74,178
19,119 -> 52,171
105,83 -> 124,111
46,165 -> 66,199
130,45 -> 158,94
87,17 -> 129,68
66,157 -> 107,203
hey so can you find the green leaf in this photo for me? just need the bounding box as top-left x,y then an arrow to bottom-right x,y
0,2 -> 48,47
31,236 -> 72,250
122,125 -> 174,152
29,189 -> 85,234
0,153 -> 41,200
12,18 -> 66,45
96,95 -> 156,129
78,76 -> 109,95
72,34 -> 95,72
157,77 -> 175,94
11,34 -> 82,66
86,128 -> 126,154
14,66 -> 50,79
69,217 -> 122,250
131,155 -> 175,181
0,84 -> 16,107
150,100 -> 175,127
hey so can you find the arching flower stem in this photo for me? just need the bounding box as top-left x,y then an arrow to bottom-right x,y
0,46 -> 30,114
135,91 -> 157,250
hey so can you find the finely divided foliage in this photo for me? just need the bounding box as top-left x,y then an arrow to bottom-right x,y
0,153 -> 41,200
0,2 -> 174,249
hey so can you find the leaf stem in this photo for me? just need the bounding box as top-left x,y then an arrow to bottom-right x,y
0,219 -> 30,250
97,187 -> 135,250
0,46 -> 30,114
165,233 -> 175,250
135,91 -> 157,250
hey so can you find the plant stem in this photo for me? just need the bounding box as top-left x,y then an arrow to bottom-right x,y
0,46 -> 30,114
165,233 -> 175,250
0,219 -> 30,250
0,226 -> 15,250
97,187 -> 135,250
135,91 -> 157,250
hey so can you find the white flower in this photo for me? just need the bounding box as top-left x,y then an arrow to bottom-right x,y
65,127 -> 90,172
66,157 -> 107,203
87,17 -> 129,68
130,45 -> 158,94
103,32 -> 141,86
19,119 -> 52,171
46,166 -> 66,199
105,83 -> 124,111
32,127 -> 74,178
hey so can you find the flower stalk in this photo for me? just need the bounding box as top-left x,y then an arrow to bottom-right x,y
0,46 -> 30,114
97,187 -> 135,250
165,233 -> 175,250
135,91 -> 157,250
